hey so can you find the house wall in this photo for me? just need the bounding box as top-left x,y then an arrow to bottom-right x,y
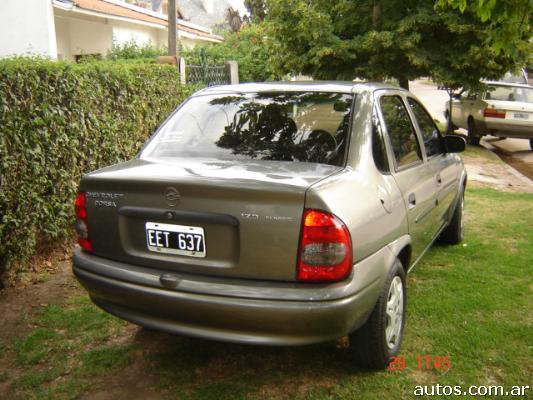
179,37 -> 199,49
177,32 -> 209,49
111,20 -> 166,47
55,16 -> 71,60
0,0 -> 57,58
68,17 -> 113,58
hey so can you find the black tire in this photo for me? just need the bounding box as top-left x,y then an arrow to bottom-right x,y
350,259 -> 406,369
529,138 -> 533,151
467,118 -> 481,146
439,190 -> 465,245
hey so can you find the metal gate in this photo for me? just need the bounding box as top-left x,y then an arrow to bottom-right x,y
186,65 -> 230,86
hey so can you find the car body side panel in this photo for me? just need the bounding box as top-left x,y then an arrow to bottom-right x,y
372,90 -> 440,263
306,170 -> 408,266
389,166 -> 437,262
430,153 -> 463,228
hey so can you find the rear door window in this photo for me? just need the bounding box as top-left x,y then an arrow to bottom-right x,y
407,97 -> 443,158
378,95 -> 423,169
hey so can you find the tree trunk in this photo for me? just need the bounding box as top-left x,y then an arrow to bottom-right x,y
447,89 -> 453,134
398,76 -> 409,90
372,2 -> 381,28
168,0 -> 177,56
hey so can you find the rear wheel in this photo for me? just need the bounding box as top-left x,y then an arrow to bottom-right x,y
350,259 -> 406,369
467,118 -> 481,146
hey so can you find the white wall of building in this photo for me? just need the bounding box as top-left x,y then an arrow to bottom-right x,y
0,0 -> 57,58
67,17 -> 113,58
1,1 -> 215,61
111,20 -> 165,47
54,16 -> 71,60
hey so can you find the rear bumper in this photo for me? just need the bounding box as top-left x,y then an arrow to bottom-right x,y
72,249 -> 385,345
476,119 -> 533,139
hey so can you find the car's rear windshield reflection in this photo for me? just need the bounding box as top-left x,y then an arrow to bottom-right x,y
141,92 -> 355,166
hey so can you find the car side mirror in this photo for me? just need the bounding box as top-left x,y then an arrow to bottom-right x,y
444,134 -> 466,153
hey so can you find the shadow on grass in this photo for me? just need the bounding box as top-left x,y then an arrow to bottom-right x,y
132,328 -> 380,400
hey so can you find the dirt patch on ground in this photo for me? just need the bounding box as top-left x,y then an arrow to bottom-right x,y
0,254 -> 78,343
462,151 -> 533,193
490,148 -> 533,181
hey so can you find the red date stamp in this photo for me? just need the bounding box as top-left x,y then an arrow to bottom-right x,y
388,355 -> 451,371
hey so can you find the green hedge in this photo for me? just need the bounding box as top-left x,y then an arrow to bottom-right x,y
0,58 -> 193,278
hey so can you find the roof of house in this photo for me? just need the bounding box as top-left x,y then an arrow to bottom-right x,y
54,0 -> 223,42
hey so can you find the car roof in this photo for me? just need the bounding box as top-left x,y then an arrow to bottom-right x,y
482,81 -> 533,89
193,81 -> 406,96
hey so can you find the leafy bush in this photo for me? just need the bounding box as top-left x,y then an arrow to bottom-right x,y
181,24 -> 279,82
0,58 -> 193,278
107,40 -> 167,60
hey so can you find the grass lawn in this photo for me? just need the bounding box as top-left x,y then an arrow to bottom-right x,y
1,186 -> 532,399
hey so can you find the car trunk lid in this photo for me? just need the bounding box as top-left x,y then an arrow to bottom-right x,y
484,100 -> 533,122
80,158 -> 342,281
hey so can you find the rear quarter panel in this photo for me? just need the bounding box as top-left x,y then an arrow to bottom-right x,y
305,90 -> 409,291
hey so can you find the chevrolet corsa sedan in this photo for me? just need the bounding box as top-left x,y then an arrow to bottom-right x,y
73,82 -> 467,369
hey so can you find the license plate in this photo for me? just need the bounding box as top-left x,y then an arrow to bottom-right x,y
513,112 -> 529,120
146,222 -> 206,258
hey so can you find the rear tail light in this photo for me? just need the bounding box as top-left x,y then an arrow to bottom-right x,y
297,209 -> 353,282
74,192 -> 93,252
483,108 -> 506,119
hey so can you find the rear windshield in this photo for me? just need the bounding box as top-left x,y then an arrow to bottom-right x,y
140,91 -> 354,166
485,85 -> 533,103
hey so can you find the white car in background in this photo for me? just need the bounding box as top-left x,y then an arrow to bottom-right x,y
447,81 -> 533,149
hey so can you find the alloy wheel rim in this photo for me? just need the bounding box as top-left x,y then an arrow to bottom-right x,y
385,276 -> 404,350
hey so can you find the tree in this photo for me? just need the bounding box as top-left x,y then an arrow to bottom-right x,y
244,0 -> 267,22
181,24 -> 279,82
226,7 -> 243,33
168,0 -> 177,56
266,0 -> 531,90
437,0 -> 531,56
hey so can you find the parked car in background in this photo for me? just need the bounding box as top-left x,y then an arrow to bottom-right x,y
73,82 -> 467,369
447,81 -> 533,149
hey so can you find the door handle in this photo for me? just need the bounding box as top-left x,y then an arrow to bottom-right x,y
408,193 -> 416,208
436,174 -> 442,185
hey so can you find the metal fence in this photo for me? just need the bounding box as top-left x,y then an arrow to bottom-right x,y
186,65 -> 230,86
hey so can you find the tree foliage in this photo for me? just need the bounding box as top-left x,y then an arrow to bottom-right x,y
226,7 -> 243,33
436,0 -> 532,56
181,24 -> 278,82
266,0 -> 531,90
107,40 -> 166,60
244,0 -> 267,22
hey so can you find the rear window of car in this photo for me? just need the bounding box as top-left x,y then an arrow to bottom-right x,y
140,92 -> 354,166
485,85 -> 533,103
